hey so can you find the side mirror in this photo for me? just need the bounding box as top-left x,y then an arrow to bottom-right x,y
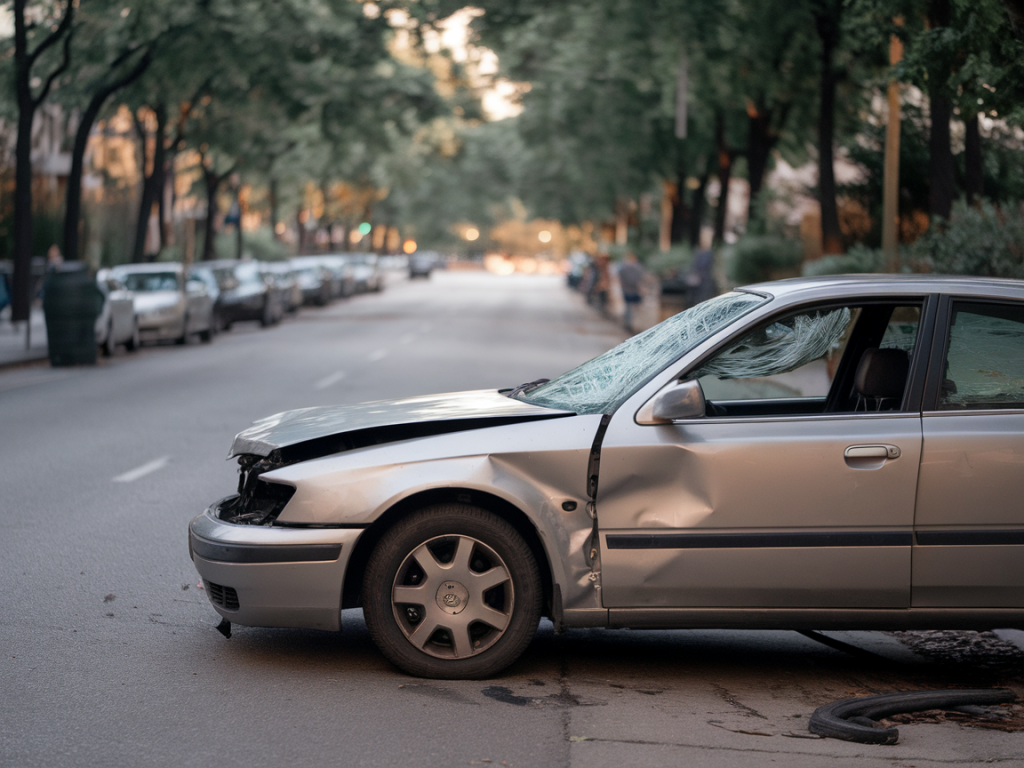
636,379 -> 706,424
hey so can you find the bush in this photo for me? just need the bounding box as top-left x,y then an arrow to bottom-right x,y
801,244 -> 889,276
644,244 -> 693,278
907,200 -> 1024,279
727,235 -> 803,284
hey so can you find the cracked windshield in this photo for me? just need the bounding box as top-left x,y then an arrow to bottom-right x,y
3,0 -> 1024,766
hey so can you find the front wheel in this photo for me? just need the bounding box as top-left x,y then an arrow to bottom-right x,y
363,504 -> 542,679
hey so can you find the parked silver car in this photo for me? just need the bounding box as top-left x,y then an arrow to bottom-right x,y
114,263 -> 214,344
189,276 -> 1024,679
94,269 -> 138,355
345,252 -> 384,293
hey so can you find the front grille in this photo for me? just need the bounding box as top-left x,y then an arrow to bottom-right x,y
205,581 -> 240,611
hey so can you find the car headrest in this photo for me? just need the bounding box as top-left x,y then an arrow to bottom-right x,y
854,348 -> 909,400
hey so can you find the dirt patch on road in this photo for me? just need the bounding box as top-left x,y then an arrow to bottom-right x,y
892,630 -> 1024,676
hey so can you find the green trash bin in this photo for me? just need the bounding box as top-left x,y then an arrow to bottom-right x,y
42,265 -> 104,366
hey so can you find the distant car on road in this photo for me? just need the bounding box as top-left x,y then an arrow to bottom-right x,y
94,269 -> 138,355
189,275 -> 1024,679
345,253 -> 384,293
114,263 -> 213,345
320,255 -> 357,299
191,260 -> 282,331
289,257 -> 332,306
408,251 -> 438,279
260,261 -> 303,314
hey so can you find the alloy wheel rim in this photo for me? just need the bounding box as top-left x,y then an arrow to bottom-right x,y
391,534 -> 514,660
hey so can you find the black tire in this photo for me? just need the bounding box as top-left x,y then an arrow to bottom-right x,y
101,321 -> 115,357
175,315 -> 189,345
260,297 -> 274,327
198,321 -> 213,343
363,504 -> 542,679
126,321 -> 140,352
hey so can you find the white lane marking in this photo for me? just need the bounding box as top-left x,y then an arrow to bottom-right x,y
399,333 -> 416,345
368,348 -> 389,362
314,370 -> 347,390
113,456 -> 170,483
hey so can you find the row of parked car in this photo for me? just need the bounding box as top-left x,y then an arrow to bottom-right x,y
94,253 -> 387,355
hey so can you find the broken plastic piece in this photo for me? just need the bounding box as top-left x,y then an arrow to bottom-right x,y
516,292 -> 767,414
216,618 -> 232,639
808,688 -> 1017,744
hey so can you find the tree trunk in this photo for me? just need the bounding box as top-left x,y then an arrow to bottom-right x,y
815,8 -> 843,255
928,0 -> 954,221
158,153 -> 172,249
928,90 -> 954,220
234,186 -> 243,260
964,111 -> 983,205
202,169 -> 220,261
296,208 -> 306,254
63,51 -> 153,262
63,96 -> 107,261
669,166 -> 688,244
269,177 -> 280,239
11,86 -> 36,322
713,114 -> 733,247
746,107 -> 776,224
11,0 -> 73,320
131,107 -> 167,263
150,104 -> 168,254
689,170 -> 709,248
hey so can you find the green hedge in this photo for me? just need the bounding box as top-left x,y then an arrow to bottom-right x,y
908,200 -> 1024,279
801,244 -> 889,276
727,236 -> 803,284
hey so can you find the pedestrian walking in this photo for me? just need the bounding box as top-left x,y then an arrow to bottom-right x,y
617,251 -> 645,332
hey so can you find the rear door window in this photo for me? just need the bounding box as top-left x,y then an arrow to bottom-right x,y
939,301 -> 1024,410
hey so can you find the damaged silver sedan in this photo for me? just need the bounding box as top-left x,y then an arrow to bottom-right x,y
189,276 -> 1024,678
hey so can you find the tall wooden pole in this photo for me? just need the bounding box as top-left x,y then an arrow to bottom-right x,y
882,21 -> 903,272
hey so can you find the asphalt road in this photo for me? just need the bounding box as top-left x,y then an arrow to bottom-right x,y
2,271 -> 1022,767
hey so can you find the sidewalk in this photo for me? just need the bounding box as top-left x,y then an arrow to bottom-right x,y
0,306 -> 49,368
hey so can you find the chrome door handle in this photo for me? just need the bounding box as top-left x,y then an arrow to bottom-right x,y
845,444 -> 900,460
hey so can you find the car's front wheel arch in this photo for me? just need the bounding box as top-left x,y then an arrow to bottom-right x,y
342,488 -> 554,622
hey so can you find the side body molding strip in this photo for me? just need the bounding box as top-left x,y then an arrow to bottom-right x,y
607,531 -> 913,549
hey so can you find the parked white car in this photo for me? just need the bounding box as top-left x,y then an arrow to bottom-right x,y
94,269 -> 138,355
113,263 -> 214,345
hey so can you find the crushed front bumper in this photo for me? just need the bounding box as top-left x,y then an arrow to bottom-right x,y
189,507 -> 364,631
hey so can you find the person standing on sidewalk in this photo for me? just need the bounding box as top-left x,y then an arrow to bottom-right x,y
617,251 -> 645,333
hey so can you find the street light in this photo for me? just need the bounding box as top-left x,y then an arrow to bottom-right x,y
403,239 -> 417,254
538,230 -> 552,243
465,227 -> 479,241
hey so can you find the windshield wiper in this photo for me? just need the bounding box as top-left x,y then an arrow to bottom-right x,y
505,378 -> 550,397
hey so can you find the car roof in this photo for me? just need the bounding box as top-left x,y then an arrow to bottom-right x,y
741,274 -> 1024,302
113,262 -> 183,274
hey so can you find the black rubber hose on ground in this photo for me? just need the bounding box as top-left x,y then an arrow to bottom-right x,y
808,688 -> 1017,745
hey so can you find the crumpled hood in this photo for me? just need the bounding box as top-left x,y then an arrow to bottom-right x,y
229,389 -> 572,458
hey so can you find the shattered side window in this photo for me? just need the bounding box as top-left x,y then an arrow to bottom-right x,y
696,307 -> 856,401
513,291 -> 767,414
